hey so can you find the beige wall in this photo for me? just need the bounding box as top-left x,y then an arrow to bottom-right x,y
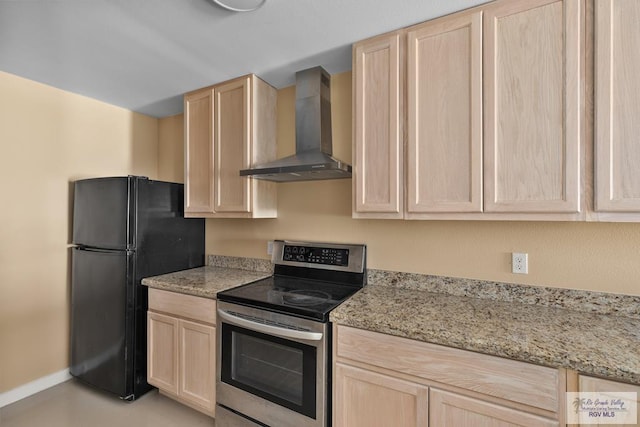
0,71 -> 159,392
158,113 -> 184,183
161,71 -> 640,297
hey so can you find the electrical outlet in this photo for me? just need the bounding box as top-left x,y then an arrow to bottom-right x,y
267,241 -> 274,255
512,253 -> 528,274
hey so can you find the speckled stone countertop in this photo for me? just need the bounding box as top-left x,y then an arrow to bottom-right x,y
331,280 -> 640,385
141,266 -> 270,299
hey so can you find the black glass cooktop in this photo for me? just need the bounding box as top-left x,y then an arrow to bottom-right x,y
217,275 -> 361,322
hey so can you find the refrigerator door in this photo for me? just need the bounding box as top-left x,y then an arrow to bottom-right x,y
70,247 -> 134,399
72,176 -> 134,250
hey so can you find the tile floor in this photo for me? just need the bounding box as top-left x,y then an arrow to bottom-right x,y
0,380 -> 215,427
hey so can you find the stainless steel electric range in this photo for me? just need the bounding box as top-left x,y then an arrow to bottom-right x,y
216,240 -> 366,427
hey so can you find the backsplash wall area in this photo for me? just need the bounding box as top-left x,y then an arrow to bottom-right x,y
159,71 -> 640,297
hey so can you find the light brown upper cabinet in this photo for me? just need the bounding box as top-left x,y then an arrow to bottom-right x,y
594,0 -> 640,219
184,74 -> 277,218
352,32 -> 404,219
184,89 -> 214,214
484,0 -> 581,214
353,0 -> 584,220
406,10 -> 483,216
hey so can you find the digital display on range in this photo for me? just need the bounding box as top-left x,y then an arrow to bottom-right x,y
282,245 -> 349,266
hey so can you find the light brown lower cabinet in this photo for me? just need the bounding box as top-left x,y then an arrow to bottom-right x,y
147,289 -> 216,417
334,363 -> 429,427
429,389 -> 557,427
577,375 -> 640,427
333,325 -> 565,426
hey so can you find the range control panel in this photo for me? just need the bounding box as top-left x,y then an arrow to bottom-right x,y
282,245 -> 349,267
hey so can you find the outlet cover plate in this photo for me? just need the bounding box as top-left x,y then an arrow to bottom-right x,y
512,252 -> 528,274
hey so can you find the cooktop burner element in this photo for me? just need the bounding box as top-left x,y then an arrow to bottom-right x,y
216,240 -> 367,322
283,289 -> 332,306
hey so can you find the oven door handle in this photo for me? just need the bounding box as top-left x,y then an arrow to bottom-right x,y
218,309 -> 324,341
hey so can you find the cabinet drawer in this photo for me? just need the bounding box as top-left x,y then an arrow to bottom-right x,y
148,288 -> 216,325
335,325 -> 561,412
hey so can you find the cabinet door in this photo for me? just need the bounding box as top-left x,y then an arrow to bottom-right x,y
334,363 -> 428,427
147,312 -> 179,395
406,10 -> 483,215
430,389 -> 557,427
352,32 -> 404,219
484,0 -> 582,213
184,89 -> 215,214
214,76 -> 251,213
578,375 -> 639,427
595,0 -> 640,212
178,319 -> 216,414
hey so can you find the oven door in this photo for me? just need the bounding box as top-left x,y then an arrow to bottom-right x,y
216,301 -> 328,427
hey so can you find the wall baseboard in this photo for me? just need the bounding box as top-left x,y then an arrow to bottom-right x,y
0,368 -> 72,408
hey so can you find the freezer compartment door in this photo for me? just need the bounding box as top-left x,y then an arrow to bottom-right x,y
70,247 -> 134,398
72,176 -> 134,250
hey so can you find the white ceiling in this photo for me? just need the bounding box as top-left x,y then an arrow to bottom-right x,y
0,0 -> 487,118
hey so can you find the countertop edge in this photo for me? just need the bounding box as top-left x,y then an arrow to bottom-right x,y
141,265 -> 271,299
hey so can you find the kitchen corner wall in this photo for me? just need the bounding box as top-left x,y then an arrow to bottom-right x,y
159,71 -> 640,297
0,71 -> 159,393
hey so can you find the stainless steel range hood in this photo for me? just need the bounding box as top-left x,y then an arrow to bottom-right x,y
240,66 -> 352,182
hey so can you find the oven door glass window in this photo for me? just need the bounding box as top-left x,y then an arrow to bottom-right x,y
221,323 -> 317,418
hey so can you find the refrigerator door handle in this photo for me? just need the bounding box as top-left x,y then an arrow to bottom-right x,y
74,246 -> 130,254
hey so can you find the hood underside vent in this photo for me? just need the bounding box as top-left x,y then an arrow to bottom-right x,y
240,66 -> 352,182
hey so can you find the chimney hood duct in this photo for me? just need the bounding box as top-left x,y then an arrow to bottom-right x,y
239,66 -> 352,182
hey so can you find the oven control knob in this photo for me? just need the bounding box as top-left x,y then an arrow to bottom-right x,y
284,253 -> 292,260
297,255 -> 305,261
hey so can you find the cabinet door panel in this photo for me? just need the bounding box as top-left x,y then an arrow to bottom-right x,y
430,389 -> 557,427
595,0 -> 640,212
407,11 -> 483,214
184,90 -> 214,214
214,77 -> 251,213
484,0 -> 581,213
578,375 -> 640,427
334,363 -> 428,427
147,312 -> 179,395
353,32 -> 403,218
179,319 -> 215,413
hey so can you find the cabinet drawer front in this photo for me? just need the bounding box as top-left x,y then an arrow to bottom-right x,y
336,325 -> 560,412
148,288 -> 216,325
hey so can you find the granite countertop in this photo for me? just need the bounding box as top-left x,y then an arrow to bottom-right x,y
331,284 -> 640,385
141,266 -> 270,299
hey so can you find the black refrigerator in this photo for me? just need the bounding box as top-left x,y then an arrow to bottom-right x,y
70,176 -> 205,401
